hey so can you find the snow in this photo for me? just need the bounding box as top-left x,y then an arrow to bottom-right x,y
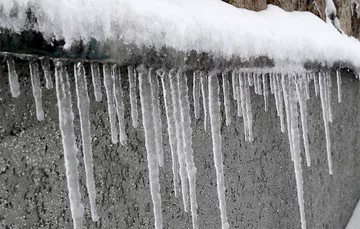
29,60 -> 44,121
74,62 -> 99,222
346,199 -> 360,229
54,60 -> 84,229
128,66 -> 139,128
40,58 -> 53,89
90,63 -> 102,102
2,1 -> 360,71
7,57 -> 20,98
138,66 -> 163,229
103,64 -> 118,144
208,72 -> 229,229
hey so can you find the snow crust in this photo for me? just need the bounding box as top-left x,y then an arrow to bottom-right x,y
1,0 -> 360,69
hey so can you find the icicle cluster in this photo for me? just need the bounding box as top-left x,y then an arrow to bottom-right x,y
4,54 -> 343,229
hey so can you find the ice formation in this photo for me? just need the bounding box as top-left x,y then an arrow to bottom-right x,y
29,60 -> 44,121
6,57 -> 20,98
128,66 -> 139,128
90,63 -> 102,102
40,58 -> 53,89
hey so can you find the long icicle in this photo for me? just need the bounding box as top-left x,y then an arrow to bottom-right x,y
54,60 -> 84,229
200,71 -> 209,132
336,69 -> 342,103
208,72 -> 229,229
128,66 -> 139,128
319,72 -> 333,175
244,73 -> 254,142
170,69 -> 189,212
29,60 -> 45,121
159,70 -> 180,197
275,73 -> 285,133
193,71 -> 201,119
289,75 -> 307,229
222,71 -> 231,126
138,66 -> 163,229
90,63 -> 103,102
7,56 -> 20,98
178,70 -> 199,229
40,58 -> 53,89
112,65 -> 127,145
151,69 -> 164,167
103,64 -> 118,144
74,62 -> 99,222
239,72 -> 248,141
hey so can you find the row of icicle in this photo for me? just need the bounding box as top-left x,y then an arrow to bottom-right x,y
4,55 -> 342,229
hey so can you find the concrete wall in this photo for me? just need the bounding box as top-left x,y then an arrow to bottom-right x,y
0,60 -> 360,229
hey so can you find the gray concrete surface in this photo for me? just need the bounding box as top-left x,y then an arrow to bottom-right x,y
0,60 -> 360,229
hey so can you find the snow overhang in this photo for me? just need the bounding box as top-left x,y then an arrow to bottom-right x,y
1,0 -> 360,73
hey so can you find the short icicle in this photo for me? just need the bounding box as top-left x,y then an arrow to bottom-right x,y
222,71 -> 231,126
151,69 -> 164,167
231,70 -> 238,101
269,73 -> 275,94
138,66 -> 163,229
275,73 -> 285,133
103,64 -> 118,144
178,70 -> 199,229
336,69 -> 342,103
29,60 -> 45,121
90,63 -> 103,102
239,73 -> 248,141
319,72 -> 333,175
304,74 -> 310,100
325,72 -> 333,122
244,73 -> 254,142
262,73 -> 269,111
128,66 -> 139,128
170,69 -> 189,212
7,56 -> 20,98
159,70 -> 180,197
236,72 -> 243,117
54,60 -> 84,229
208,72 -> 229,229
200,71 -> 209,132
193,71 -> 201,120
313,73 -> 319,97
257,73 -> 262,95
112,65 -> 127,145
74,63 -> 99,222
282,74 -> 294,161
288,75 -> 307,229
40,58 -> 53,89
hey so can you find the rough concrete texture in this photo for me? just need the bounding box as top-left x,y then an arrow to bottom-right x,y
0,60 -> 360,229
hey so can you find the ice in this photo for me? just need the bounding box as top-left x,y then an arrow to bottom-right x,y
170,69 -> 189,212
208,72 -> 229,229
103,64 -> 118,144
7,57 -> 20,98
222,71 -> 231,126
313,73 -> 319,97
29,60 -> 45,121
296,75 -> 311,167
282,74 -> 294,161
257,74 -> 262,95
138,66 -> 163,229
253,73 -> 258,94
305,74 -> 310,100
244,73 -> 253,142
112,65 -> 127,145
236,72 -> 243,117
336,69 -> 342,103
90,63 -> 102,102
319,72 -> 333,175
193,71 -> 201,120
178,70 -> 198,229
54,60 -> 84,229
150,69 -> 164,167
128,66 -> 139,128
325,72 -> 333,122
274,73 -> 285,133
74,62 -> 99,222
269,73 -> 275,94
231,71 -> 238,101
248,73 -> 254,87
262,73 -> 269,111
40,58 -> 53,89
238,73 -> 248,141
159,70 -> 180,197
200,72 -> 209,132
288,75 -> 307,229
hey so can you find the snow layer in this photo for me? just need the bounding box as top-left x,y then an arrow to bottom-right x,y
1,0 -> 360,70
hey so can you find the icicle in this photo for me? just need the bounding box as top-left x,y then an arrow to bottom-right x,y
325,72 -> 333,122
208,72 -> 230,229
296,75 -> 311,167
273,74 -> 280,115
319,72 -> 333,175
236,72 -> 242,117
40,58 -> 53,89
282,74 -> 294,161
262,73 -> 269,112
170,69 -> 189,212
159,70 -> 180,197
336,69 -> 342,103
304,74 -> 310,100
244,73 -> 254,142
74,62 -> 99,222
313,73 -> 319,97
248,72 -> 254,87
112,65 -> 127,145
7,56 -> 20,98
150,69 -> 164,167
200,72 -> 209,132
29,60 -> 44,121
54,61 -> 84,229
288,75 -> 307,229
222,71 -> 231,126
178,70 -> 199,229
239,73 -> 248,141
275,73 -> 285,133
193,71 -> 201,119
138,66 -> 163,229
231,71 -> 238,101
103,64 -> 118,144
257,74 -> 262,95
253,73 -> 259,94
128,66 -> 139,128
269,73 -> 274,94
90,63 -> 102,102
